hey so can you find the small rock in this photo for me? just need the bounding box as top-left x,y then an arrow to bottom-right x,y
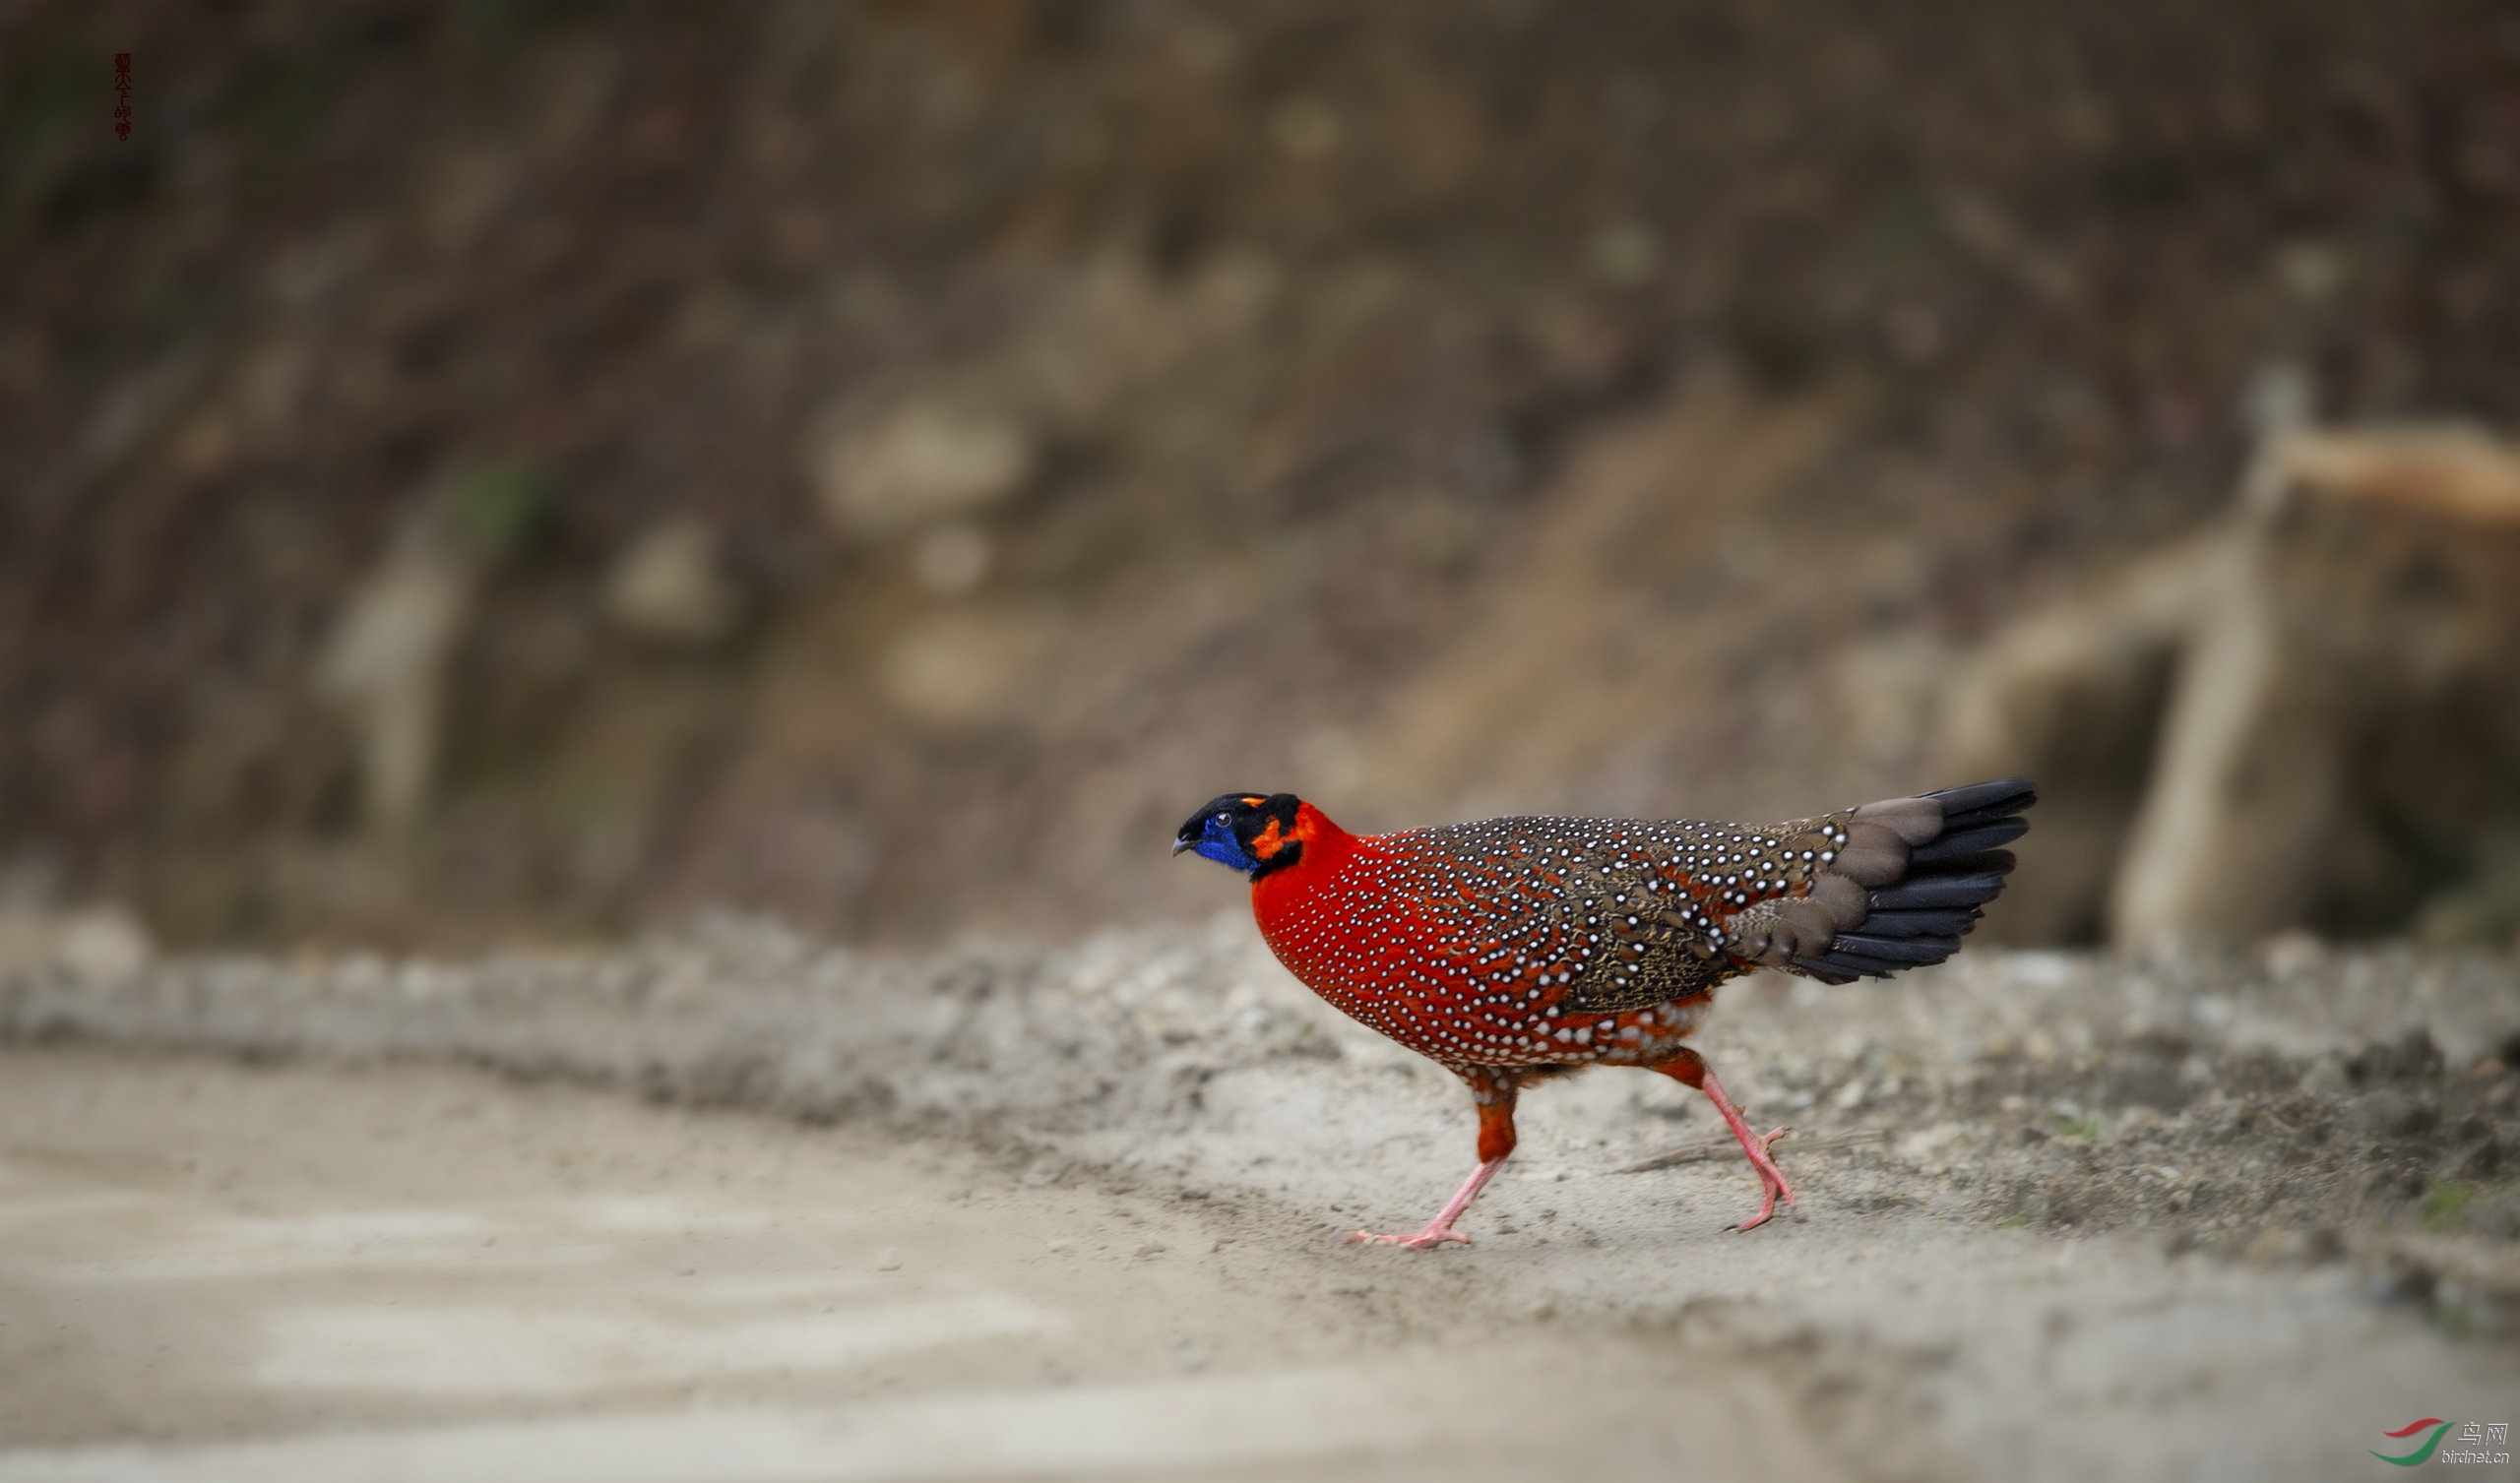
812,402 -> 1036,537
874,1249 -> 902,1271
880,613 -> 1051,725
912,524 -> 991,596
603,518 -> 741,646
54,905 -> 155,986
2299,1056 -> 2350,1094
1133,1241 -> 1166,1260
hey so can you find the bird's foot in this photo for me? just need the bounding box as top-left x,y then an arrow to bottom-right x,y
1344,1224 -> 1472,1250
1725,1125 -> 1796,1233
1345,1153 -> 1508,1251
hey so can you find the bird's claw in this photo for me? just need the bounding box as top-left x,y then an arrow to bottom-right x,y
1724,1126 -> 1797,1232
1345,1227 -> 1472,1250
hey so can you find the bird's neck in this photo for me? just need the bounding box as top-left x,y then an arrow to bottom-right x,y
1249,801 -> 1357,915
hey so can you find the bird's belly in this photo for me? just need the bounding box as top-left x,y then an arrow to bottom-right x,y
1586,995 -> 1715,1065
1271,942 -> 1713,1068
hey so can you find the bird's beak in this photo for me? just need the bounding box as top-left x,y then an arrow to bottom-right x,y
1170,837 -> 1194,856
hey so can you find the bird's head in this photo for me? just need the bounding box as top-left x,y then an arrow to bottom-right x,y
1172,792 -> 1310,881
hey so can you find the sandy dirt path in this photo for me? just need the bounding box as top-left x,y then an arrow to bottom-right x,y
3,924 -> 2517,1480
0,1047 -> 1881,1483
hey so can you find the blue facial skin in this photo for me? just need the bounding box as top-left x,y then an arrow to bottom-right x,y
1191,812 -> 1261,873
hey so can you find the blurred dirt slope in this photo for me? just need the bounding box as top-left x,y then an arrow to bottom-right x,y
5,1 -> 2519,948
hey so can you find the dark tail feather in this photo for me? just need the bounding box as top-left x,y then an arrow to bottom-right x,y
1907,817 -> 2030,864
1799,950 -> 1905,981
1792,778 -> 2035,983
1848,907 -> 1980,938
1924,776 -> 2040,825
1867,867 -> 2014,910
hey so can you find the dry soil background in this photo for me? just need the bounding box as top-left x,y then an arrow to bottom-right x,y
9,1 -> 2520,950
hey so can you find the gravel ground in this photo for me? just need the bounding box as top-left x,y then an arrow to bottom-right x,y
5,918 -> 2519,1480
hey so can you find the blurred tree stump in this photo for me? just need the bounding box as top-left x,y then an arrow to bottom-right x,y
314,514 -> 479,838
1941,425 -> 2520,948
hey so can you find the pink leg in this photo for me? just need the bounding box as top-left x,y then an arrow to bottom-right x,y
1656,1050 -> 1796,1231
1345,1156 -> 1505,1249
1347,1066 -> 1523,1250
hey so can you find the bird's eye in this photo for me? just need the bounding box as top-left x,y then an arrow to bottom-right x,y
1216,813 -> 1229,824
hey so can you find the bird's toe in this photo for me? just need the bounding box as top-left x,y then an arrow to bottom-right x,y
1345,1227 -> 1472,1249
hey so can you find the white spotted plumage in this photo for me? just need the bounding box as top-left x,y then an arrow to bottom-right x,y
1256,813 -> 1818,1069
